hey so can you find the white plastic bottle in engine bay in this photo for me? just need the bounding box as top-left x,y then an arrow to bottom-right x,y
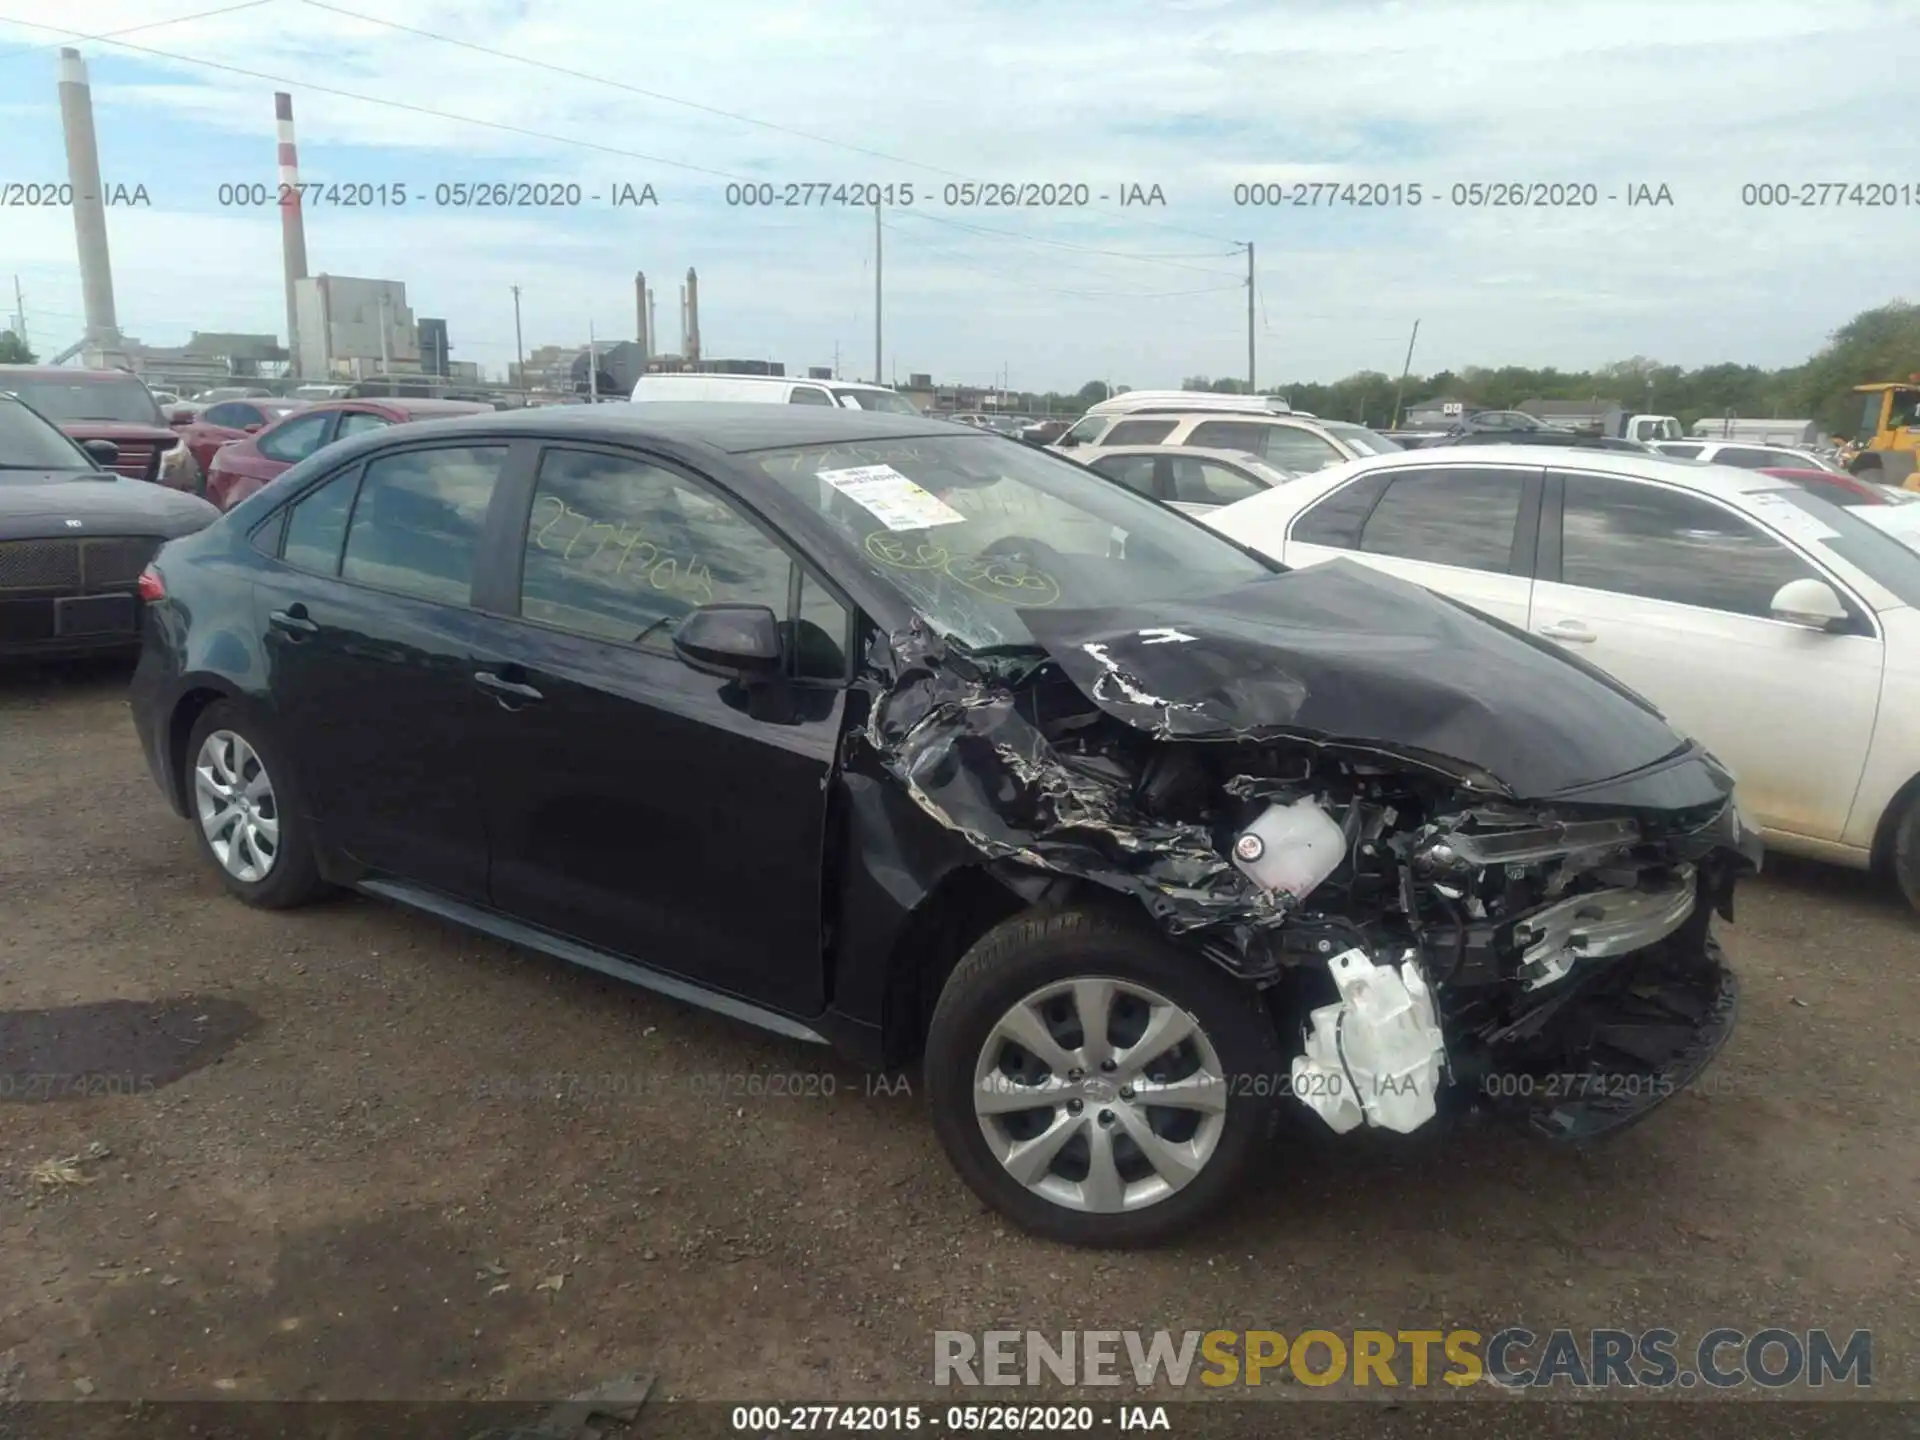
1230,797 -> 1346,901
1290,950 -> 1447,1135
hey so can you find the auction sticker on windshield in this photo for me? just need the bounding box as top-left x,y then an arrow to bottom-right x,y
817,464 -> 967,532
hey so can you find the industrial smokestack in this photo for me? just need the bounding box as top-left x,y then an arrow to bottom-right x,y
647,289 -> 656,363
57,48 -> 118,344
685,267 -> 700,363
635,270 -> 649,360
275,93 -> 310,376
678,282 -> 687,358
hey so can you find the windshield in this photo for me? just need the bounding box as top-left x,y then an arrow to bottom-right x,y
0,397 -> 98,472
748,433 -> 1273,649
832,388 -> 919,415
1319,422 -> 1403,456
1757,486 -> 1920,610
4,376 -> 164,425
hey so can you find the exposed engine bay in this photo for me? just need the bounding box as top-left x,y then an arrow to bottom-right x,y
864,563 -> 1762,1145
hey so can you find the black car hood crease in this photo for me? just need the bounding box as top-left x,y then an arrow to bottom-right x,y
861,560 -> 1721,953
1017,560 -> 1689,798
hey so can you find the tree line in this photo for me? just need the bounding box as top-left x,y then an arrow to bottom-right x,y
1042,301 -> 1920,439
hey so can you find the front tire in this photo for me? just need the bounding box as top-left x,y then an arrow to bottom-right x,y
925,904 -> 1286,1246
184,700 -> 329,909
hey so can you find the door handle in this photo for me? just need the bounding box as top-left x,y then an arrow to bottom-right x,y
474,670 -> 544,703
1536,620 -> 1596,644
268,604 -> 319,635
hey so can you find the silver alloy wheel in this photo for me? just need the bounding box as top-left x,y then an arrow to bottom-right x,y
973,976 -> 1228,1214
193,729 -> 280,884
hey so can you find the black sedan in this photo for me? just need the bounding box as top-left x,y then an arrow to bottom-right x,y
1,392 -> 218,657
130,403 -> 1760,1245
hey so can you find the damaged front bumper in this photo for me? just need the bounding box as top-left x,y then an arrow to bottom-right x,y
1457,929 -> 1738,1143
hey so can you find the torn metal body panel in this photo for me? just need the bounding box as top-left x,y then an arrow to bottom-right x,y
854,559 -> 1761,1141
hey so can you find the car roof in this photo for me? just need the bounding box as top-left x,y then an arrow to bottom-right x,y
1082,445 -> 1277,466
302,397 -> 495,417
0,365 -> 146,382
638,373 -> 896,394
334,400 -> 962,453
1339,443 -> 1788,502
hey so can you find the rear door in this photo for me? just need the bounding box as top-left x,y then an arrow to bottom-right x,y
1527,469 -> 1881,838
258,440 -> 520,898
466,443 -> 851,1016
1281,462 -> 1543,626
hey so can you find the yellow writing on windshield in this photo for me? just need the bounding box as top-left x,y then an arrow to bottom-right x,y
864,531 -> 1061,606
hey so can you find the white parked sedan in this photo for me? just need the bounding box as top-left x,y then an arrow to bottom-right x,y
1205,445 -> 1920,903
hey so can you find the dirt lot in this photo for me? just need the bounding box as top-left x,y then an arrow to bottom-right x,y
1,658 -> 1916,1420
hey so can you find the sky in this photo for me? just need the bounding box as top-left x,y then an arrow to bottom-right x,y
0,0 -> 1915,391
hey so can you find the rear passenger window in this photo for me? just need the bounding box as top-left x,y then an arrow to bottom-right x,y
1091,454 -> 1162,498
280,469 -> 359,575
1186,420 -> 1269,453
339,445 -> 507,604
1102,420 -> 1177,446
1358,467 -> 1527,574
1260,428 -> 1346,472
1291,471 -> 1392,548
788,387 -> 833,405
1712,447 -> 1774,469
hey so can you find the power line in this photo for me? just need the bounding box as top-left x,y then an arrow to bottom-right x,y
886,227 -> 1243,300
0,16 -> 758,183
6,14 -> 1248,284
0,0 -> 279,66
891,209 -> 1242,279
295,0 -> 1245,250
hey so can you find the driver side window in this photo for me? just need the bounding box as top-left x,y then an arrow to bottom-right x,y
257,411 -> 335,463
518,448 -> 833,668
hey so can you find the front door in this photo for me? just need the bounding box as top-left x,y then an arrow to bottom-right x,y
471,444 -> 851,1017
259,442 -> 515,898
1529,470 -> 1882,839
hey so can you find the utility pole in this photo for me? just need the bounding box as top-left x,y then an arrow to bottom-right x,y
511,285 -> 524,389
377,291 -> 392,374
588,321 -> 598,403
833,340 -> 840,380
1391,318 -> 1421,428
9,275 -> 23,350
873,200 -> 884,385
1245,242 -> 1255,393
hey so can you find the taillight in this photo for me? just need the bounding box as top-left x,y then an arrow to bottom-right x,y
137,565 -> 166,603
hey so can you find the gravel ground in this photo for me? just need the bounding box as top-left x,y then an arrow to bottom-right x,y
1,657 -> 1915,1421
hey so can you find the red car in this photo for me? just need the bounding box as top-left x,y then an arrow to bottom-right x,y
170,397 -> 308,474
0,365 -> 200,492
1758,465 -> 1919,508
204,398 -> 495,511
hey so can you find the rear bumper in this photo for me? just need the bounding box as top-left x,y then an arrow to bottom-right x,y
128,634 -> 186,816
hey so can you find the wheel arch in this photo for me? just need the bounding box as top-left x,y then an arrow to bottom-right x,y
1867,768 -> 1920,877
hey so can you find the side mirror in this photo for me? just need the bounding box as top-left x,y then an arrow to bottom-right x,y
167,407 -> 195,425
81,438 -> 120,465
1769,577 -> 1848,631
672,603 -> 784,677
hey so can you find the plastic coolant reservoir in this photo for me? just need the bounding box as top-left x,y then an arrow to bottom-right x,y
1290,949 -> 1447,1135
1229,797 -> 1346,901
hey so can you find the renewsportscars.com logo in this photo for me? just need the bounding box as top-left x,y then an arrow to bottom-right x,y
933,1328 -> 1872,1390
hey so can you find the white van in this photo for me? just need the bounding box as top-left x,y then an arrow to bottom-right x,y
630,373 -> 920,414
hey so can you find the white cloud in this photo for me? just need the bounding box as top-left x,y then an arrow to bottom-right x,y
0,0 -> 1914,387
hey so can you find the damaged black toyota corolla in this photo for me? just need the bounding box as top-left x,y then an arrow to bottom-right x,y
129,405 -> 1761,1247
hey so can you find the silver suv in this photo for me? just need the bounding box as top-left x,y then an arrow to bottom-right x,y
1052,410 -> 1402,473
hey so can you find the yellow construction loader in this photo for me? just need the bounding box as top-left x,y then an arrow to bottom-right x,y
1847,379 -> 1920,487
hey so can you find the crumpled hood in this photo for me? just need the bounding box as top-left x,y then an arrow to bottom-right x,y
1016,558 -> 1694,802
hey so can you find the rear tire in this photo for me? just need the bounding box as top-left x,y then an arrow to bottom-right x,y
925,904 -> 1287,1247
1890,794 -> 1920,914
183,700 -> 330,910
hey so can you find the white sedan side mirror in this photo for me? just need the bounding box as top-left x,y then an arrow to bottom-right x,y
1769,577 -> 1848,630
